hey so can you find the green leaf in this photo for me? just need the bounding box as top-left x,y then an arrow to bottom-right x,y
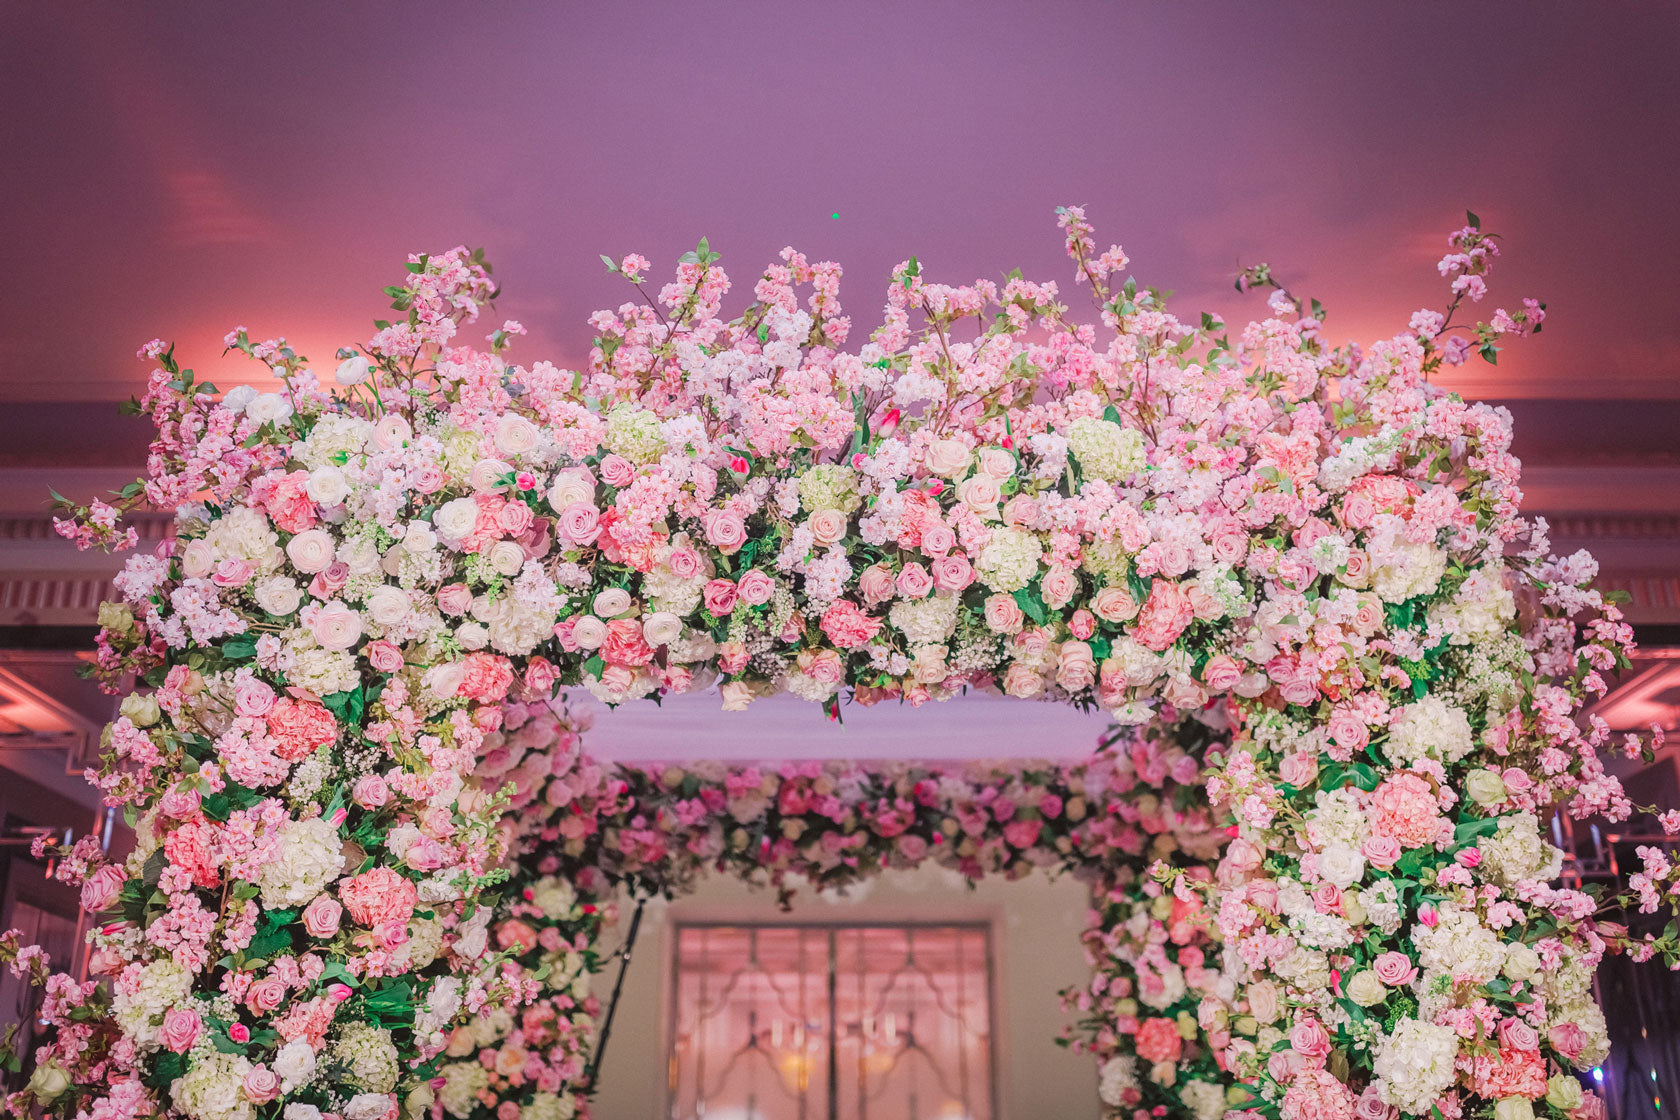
600,254 -> 619,273
322,686 -> 364,728
1452,817 -> 1500,847
1013,586 -> 1049,626
1466,210 -> 1480,230
220,634 -> 258,661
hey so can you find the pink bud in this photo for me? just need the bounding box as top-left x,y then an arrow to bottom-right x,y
515,472 -> 536,491
926,480 -> 944,496
1455,847 -> 1483,868
728,455 -> 749,475
1418,906 -> 1439,927
229,1023 -> 251,1043
328,983 -> 353,1002
330,808 -> 348,828
878,408 -> 901,437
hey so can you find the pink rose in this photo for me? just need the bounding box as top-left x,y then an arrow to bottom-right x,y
1279,751 -> 1318,787
246,977 -> 287,1015
80,865 -> 125,913
436,583 -> 473,616
932,555 -> 973,593
896,563 -> 933,599
339,866 -> 419,930
858,563 -> 895,604
1289,1016 -> 1332,1059
958,475 -> 1001,510
1056,642 -> 1097,693
1040,567 -> 1080,609
667,544 -> 703,581
1371,951 -> 1418,987
1067,609 -> 1095,640
920,523 -> 956,557
704,509 -> 747,554
736,568 -> 775,605
1361,834 -> 1402,869
158,788 -> 201,819
1091,585 -> 1139,623
558,502 -> 601,546
601,619 -> 654,667
799,649 -> 845,686
598,454 -> 636,488
809,509 -> 848,546
703,578 -> 739,617
160,1008 -> 202,1054
242,1066 -> 281,1104
1201,653 -> 1241,692
233,677 -> 277,718
1548,1022 -> 1586,1061
1498,1017 -> 1540,1051
352,775 -> 390,809
718,640 -> 749,674
984,594 -> 1024,634
364,640 -> 404,674
303,895 -> 343,938
1327,709 -> 1370,754
266,698 -> 338,761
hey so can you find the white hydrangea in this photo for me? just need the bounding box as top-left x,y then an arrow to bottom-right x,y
405,914 -> 446,969
170,1051 -> 256,1120
203,505 -> 280,569
258,816 -> 345,909
414,976 -> 464,1040
603,404 -> 666,464
797,464 -> 861,513
521,1092 -> 577,1120
296,414 -> 375,471
1415,905 -> 1506,985
1551,998 -> 1610,1067
335,1023 -> 400,1093
1430,566 -> 1517,645
975,527 -> 1043,592
531,876 -> 578,920
112,959 -> 193,1049
1306,788 -> 1369,850
643,564 -> 706,615
1478,811 -> 1563,887
889,594 -> 959,645
438,1062 -> 489,1120
1373,1019 -> 1459,1116
1386,696 -> 1474,767
1066,416 -> 1145,482
1180,1079 -> 1226,1120
344,1095 -> 396,1120
1371,538 -> 1447,603
1097,1055 -> 1138,1108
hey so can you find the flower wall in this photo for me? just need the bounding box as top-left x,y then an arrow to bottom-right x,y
6,207 -> 1663,1120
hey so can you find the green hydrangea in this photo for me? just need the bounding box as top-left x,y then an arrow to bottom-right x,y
603,404 -> 667,464
1067,416 -> 1145,481
797,464 -> 861,513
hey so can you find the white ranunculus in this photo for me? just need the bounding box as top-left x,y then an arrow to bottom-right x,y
311,602 -> 364,651
402,523 -> 437,552
306,466 -> 350,507
547,468 -> 595,511
366,585 -> 412,627
470,458 -> 511,492
274,1040 -> 318,1092
488,540 -> 526,576
286,529 -> 337,574
593,587 -> 632,617
495,414 -> 540,457
572,615 -> 608,649
334,355 -> 372,386
642,611 -> 683,646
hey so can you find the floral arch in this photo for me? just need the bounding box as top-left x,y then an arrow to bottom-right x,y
5,207 -> 1663,1120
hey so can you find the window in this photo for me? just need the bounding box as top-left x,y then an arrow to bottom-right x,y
668,924 -> 994,1120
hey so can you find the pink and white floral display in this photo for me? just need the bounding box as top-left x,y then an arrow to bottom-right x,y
7,206 -> 1662,1120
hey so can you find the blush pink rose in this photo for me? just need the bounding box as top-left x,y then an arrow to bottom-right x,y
80,864 -> 125,913
1289,1016 -> 1332,1059
858,563 -> 896,604
1067,609 -> 1095,640
703,578 -> 739,616
246,977 -> 288,1015
667,544 -> 703,580
364,640 -> 404,674
984,594 -> 1024,634
598,454 -> 636,488
736,568 -> 775,606
353,775 -> 390,809
932,554 -> 973,592
242,1066 -> 281,1104
436,583 -> 473,616
339,866 -> 419,930
896,563 -> 933,599
160,1008 -> 202,1054
303,895 -> 343,938
1361,834 -> 1402,869
703,509 -> 747,553
1133,580 -> 1193,651
1091,585 -> 1139,623
1040,566 -> 1080,609
558,502 -> 601,546
266,699 -> 338,761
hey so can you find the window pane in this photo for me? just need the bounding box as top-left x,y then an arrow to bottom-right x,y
668,925 -> 992,1120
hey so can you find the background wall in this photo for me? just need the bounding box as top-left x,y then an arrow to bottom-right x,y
589,864 -> 1099,1120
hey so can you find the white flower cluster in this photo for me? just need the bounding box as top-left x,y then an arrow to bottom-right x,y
1430,566 -> 1517,645
1414,905 -> 1506,985
170,1050 -> 256,1120
1386,696 -> 1474,767
111,958 -> 193,1049
1180,1079 -> 1227,1120
335,1023 -> 400,1093
1478,811 -> 1564,887
1373,1018 -> 1459,1116
1097,1055 -> 1138,1108
1066,416 -> 1145,482
258,816 -> 346,908
976,527 -> 1044,592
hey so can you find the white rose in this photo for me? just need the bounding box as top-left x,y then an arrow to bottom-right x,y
593,588 -> 633,618
455,622 -> 490,650
401,523 -> 437,553
488,540 -> 526,577
245,392 -> 294,426
220,385 -> 258,414
423,662 -> 466,700
255,577 -> 304,617
926,438 -> 972,478
547,468 -> 595,512
1345,970 -> 1386,1007
26,1062 -> 70,1102
286,529 -> 338,574
275,1040 -> 318,1092
643,612 -> 683,647
1317,846 -> 1366,889
1494,1099 -> 1534,1120
285,1107 -> 323,1120
334,355 -> 372,386
433,498 -> 479,543
495,414 -> 540,458
366,586 -> 411,627
307,466 -> 351,507
572,616 -> 607,649
344,1095 -> 393,1120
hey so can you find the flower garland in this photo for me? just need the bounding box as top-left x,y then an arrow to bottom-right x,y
9,206 -> 1661,1120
